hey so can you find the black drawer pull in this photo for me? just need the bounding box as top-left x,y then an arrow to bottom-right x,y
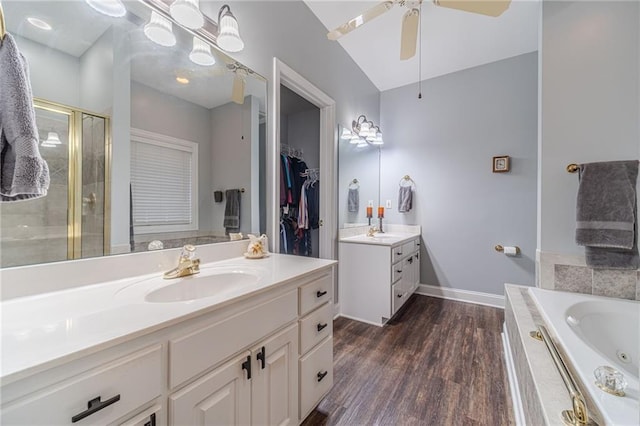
317,322 -> 328,332
408,257 -> 413,264
144,413 -> 156,426
316,290 -> 327,298
397,294 -> 403,298
396,251 -> 402,256
396,269 -> 402,273
317,371 -> 328,382
256,346 -> 266,369
71,395 -> 121,423
242,355 -> 252,380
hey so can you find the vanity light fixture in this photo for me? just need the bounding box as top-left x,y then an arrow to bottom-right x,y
347,115 -> 384,146
85,0 -> 127,18
41,131 -> 62,148
144,11 -> 176,47
189,37 -> 216,66
169,0 -> 204,30
216,4 -> 244,53
27,17 -> 52,31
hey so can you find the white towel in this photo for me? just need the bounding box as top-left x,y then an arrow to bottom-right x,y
0,34 -> 50,202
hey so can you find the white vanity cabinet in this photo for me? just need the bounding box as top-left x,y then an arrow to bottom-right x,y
339,235 -> 420,326
1,262 -> 335,426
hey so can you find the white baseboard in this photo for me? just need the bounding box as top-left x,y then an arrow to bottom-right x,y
333,303 -> 340,319
336,313 -> 384,327
416,284 -> 504,309
502,324 -> 525,426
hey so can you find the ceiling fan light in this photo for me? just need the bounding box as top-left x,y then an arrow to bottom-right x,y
217,5 -> 244,52
169,0 -> 204,29
189,37 -> 216,66
144,11 -> 176,47
85,0 -> 127,18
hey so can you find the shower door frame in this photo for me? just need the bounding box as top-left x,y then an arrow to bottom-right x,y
34,98 -> 112,259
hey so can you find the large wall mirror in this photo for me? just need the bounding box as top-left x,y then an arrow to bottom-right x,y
1,0 -> 267,268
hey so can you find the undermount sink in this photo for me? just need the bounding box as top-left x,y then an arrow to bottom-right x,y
145,271 -> 260,303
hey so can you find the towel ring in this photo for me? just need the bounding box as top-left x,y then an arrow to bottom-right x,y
348,178 -> 359,189
0,3 -> 6,41
399,175 -> 416,187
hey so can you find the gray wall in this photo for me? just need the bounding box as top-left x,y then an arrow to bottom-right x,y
79,28 -> 113,114
14,35 -> 80,106
380,52 -> 539,295
210,97 -> 258,235
538,1 -> 640,255
130,81 -> 213,234
200,1 -> 381,136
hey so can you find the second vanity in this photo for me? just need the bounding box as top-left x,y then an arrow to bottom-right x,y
0,249 -> 336,425
338,225 -> 421,326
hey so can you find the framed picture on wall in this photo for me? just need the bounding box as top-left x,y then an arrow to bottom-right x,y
492,155 -> 510,173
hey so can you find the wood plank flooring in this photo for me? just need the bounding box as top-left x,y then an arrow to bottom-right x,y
302,295 -> 513,426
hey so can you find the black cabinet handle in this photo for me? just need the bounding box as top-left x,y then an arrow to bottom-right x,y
256,346 -> 266,369
415,253 -> 419,260
316,290 -> 327,298
71,395 -> 121,423
397,294 -> 403,298
396,251 -> 402,256
242,355 -> 252,380
408,257 -> 413,264
396,269 -> 402,273
144,413 -> 156,426
317,371 -> 328,382
317,322 -> 328,332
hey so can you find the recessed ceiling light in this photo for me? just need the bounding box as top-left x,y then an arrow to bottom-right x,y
85,0 -> 127,18
176,76 -> 190,85
27,17 -> 52,31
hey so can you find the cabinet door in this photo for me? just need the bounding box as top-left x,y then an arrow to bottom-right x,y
118,404 -> 161,426
169,352 -> 251,426
412,251 -> 420,292
251,324 -> 298,426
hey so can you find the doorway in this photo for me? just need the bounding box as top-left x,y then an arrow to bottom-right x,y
268,59 -> 337,260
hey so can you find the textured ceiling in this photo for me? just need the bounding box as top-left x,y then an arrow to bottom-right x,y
305,0 -> 540,91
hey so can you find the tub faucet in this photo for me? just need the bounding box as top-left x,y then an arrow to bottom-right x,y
164,245 -> 200,279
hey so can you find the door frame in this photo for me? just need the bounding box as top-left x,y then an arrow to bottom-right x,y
268,58 -> 337,259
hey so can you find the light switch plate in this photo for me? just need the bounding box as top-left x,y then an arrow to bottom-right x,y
386,200 -> 392,208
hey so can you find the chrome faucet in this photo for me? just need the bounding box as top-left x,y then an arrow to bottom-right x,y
164,245 -> 200,279
367,226 -> 380,237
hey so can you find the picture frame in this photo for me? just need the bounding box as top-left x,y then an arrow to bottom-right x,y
492,155 -> 510,173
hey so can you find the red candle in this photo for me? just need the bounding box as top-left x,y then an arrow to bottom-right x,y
366,206 -> 373,218
377,206 -> 384,218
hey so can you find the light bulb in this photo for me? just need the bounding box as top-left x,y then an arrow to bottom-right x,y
169,0 -> 204,29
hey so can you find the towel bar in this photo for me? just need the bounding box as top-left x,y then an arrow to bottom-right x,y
567,164 -> 580,173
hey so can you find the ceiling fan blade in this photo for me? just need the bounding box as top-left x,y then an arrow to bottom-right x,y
433,0 -> 511,17
400,8 -> 419,60
232,73 -> 245,104
327,1 -> 394,40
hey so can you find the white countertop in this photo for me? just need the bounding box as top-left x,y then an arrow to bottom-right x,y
1,254 -> 336,384
339,232 -> 420,246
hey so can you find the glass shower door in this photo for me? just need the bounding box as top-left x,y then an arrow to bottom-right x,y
0,106 -> 71,267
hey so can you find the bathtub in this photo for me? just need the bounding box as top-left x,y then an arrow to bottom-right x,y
529,288 -> 639,425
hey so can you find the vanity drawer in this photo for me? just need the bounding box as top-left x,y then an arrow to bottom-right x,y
299,336 -> 333,420
392,262 -> 403,283
299,271 -> 332,316
392,245 -> 405,264
169,290 -> 297,388
299,302 -> 333,355
2,345 -> 161,425
392,282 -> 407,315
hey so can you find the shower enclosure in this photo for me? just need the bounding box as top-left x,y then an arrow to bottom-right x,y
0,99 -> 111,267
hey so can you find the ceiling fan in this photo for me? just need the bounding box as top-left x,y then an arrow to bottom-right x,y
327,0 -> 512,60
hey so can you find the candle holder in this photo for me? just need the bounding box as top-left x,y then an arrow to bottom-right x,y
366,206 -> 373,226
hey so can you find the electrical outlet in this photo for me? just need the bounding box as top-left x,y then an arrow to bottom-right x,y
368,200 -> 374,207
385,199 -> 392,208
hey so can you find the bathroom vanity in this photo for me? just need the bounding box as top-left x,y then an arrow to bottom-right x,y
0,253 -> 336,425
338,226 -> 421,326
